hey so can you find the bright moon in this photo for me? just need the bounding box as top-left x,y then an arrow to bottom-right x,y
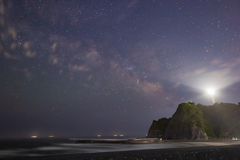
207,88 -> 215,95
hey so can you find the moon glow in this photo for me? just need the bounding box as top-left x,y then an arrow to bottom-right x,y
207,88 -> 215,96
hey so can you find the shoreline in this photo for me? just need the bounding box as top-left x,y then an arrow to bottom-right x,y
75,138 -> 161,144
75,138 -> 239,144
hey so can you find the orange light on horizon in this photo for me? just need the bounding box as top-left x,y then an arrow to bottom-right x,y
114,135 -> 117,137
120,135 -> 124,136
49,135 -> 54,137
31,136 -> 37,138
97,135 -> 101,137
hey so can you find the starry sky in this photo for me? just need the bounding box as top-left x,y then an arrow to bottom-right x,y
1,0 -> 240,138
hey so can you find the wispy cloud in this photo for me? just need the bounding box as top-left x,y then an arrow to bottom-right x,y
4,52 -> 18,60
180,58 -> 240,90
68,64 -> 89,72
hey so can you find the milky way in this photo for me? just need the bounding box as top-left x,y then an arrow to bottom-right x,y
1,0 -> 240,138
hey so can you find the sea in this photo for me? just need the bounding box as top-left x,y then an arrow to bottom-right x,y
1,137 -> 239,159
0,136 -> 174,159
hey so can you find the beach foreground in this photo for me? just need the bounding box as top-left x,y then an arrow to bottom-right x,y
5,140 -> 240,160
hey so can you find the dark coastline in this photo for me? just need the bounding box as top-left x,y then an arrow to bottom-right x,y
8,144 -> 240,160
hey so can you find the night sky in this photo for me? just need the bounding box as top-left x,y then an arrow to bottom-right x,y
1,0 -> 240,138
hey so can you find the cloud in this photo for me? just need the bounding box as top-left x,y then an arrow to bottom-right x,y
52,42 -> 57,52
220,57 -> 240,68
206,68 -> 231,78
8,27 -> 17,40
23,41 -> 32,50
109,60 -> 119,69
52,57 -> 58,65
172,82 -> 181,88
127,0 -> 139,8
0,1 -> 5,15
84,48 -> 104,68
68,64 -> 89,72
25,51 -> 36,58
4,52 -> 18,60
49,55 -> 59,65
10,42 -> 17,50
88,75 -> 92,80
85,48 -> 100,62
137,81 -> 162,95
49,35 -> 81,51
22,41 -> 36,58
211,59 -> 222,65
108,61 -> 166,97
179,58 -> 240,90
193,68 -> 207,75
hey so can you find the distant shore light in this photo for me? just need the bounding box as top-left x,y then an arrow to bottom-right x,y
49,135 -> 54,137
97,135 -> 101,137
120,135 -> 124,136
114,135 -> 117,137
31,136 -> 37,138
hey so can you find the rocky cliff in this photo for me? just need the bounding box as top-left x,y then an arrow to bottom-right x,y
147,118 -> 170,138
147,102 -> 240,140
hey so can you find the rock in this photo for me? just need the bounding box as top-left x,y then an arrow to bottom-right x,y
147,118 -> 170,138
148,102 -> 240,140
163,102 -> 208,140
191,126 -> 208,140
